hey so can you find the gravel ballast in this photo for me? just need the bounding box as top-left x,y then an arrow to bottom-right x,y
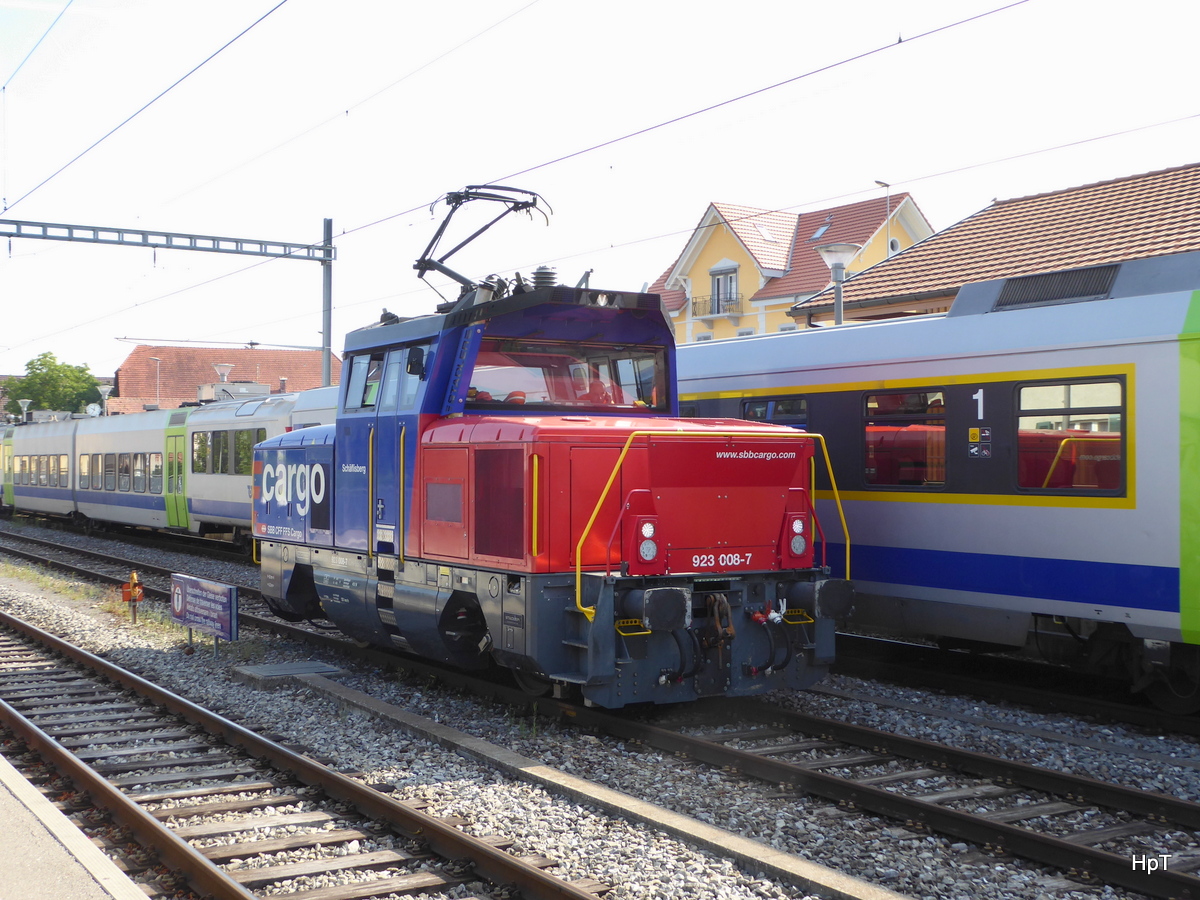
0,522 -> 1192,900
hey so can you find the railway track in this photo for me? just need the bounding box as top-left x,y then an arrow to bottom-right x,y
0,609 -> 608,900
570,698 -> 1198,900
834,632 -> 1200,739
0,526 -> 262,601
3,511 -> 253,564
3,527 -> 1198,897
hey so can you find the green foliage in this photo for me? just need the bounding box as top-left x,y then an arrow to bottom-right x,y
4,352 -> 101,416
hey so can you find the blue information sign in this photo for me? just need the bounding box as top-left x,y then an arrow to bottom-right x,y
170,574 -> 239,642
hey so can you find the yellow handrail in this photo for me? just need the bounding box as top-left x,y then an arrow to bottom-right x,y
807,433 -> 850,580
367,424 -> 375,564
573,429 -> 850,621
531,453 -> 542,557
1041,435 -> 1122,488
398,424 -> 405,566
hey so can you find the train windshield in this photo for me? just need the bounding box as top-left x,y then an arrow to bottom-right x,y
465,339 -> 668,411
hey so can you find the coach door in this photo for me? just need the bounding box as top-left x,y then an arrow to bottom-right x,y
165,435 -> 188,528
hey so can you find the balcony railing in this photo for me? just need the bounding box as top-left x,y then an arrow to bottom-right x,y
691,293 -> 743,318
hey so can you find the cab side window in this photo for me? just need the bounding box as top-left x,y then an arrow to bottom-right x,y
345,353 -> 386,410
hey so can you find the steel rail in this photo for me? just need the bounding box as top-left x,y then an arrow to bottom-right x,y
4,533 -> 1193,896
558,699 -> 1197,900
0,610 -> 600,900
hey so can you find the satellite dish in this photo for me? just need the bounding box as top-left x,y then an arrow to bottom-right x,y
86,403 -> 101,417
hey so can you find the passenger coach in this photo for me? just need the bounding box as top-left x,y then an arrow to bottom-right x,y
678,250 -> 1200,711
1,387 -> 336,541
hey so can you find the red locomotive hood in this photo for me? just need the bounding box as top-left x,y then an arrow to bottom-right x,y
420,414 -> 799,445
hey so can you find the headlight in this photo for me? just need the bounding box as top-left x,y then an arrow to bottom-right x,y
640,521 -> 656,538
791,518 -> 804,534
790,534 -> 807,555
639,539 -> 658,561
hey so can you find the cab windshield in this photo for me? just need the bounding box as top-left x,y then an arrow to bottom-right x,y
465,339 -> 667,411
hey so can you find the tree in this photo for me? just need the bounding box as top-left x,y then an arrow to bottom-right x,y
4,352 -> 101,417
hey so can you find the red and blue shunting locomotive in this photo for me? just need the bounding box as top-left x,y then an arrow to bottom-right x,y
252,187 -> 851,707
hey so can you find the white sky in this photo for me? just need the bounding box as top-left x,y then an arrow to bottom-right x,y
1,0 -> 1198,379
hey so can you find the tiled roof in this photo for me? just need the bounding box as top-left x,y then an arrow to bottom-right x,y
113,345 -> 341,408
797,161 -> 1200,310
648,261 -> 688,312
710,203 -> 798,273
754,195 -> 914,300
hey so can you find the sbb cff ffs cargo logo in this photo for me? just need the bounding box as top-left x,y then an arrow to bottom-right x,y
260,460 -> 331,530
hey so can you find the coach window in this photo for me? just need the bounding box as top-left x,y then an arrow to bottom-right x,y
863,390 -> 946,487
192,432 -> 210,474
744,397 -> 807,429
91,454 -> 101,489
1016,380 -> 1123,491
49,455 -> 58,487
133,454 -> 146,492
118,453 -> 131,491
57,454 -> 68,487
104,454 -> 116,490
212,431 -> 231,474
234,428 -> 264,476
79,454 -> 89,490
149,453 -> 164,494
38,456 -> 47,486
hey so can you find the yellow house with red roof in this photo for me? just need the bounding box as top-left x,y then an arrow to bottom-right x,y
649,194 -> 933,342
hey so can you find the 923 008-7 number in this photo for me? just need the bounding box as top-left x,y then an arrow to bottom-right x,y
692,552 -> 752,568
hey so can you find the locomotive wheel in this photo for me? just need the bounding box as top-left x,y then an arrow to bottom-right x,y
1143,643 -> 1200,714
511,668 -> 553,698
1144,672 -> 1200,715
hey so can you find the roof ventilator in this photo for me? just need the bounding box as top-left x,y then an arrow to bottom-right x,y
992,264 -> 1119,311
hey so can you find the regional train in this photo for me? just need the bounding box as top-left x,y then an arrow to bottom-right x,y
677,249 -> 1200,712
0,387 -> 337,543
252,186 -> 852,708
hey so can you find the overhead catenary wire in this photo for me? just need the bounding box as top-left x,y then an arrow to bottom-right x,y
6,106 -> 1194,360
4,0 -> 1183,360
2,0 -> 76,210
2,0 -> 75,90
338,0 -> 1030,240
2,0 -> 292,214
167,0 -> 542,205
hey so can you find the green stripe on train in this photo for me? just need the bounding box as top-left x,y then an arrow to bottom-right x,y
1180,290 -> 1200,643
